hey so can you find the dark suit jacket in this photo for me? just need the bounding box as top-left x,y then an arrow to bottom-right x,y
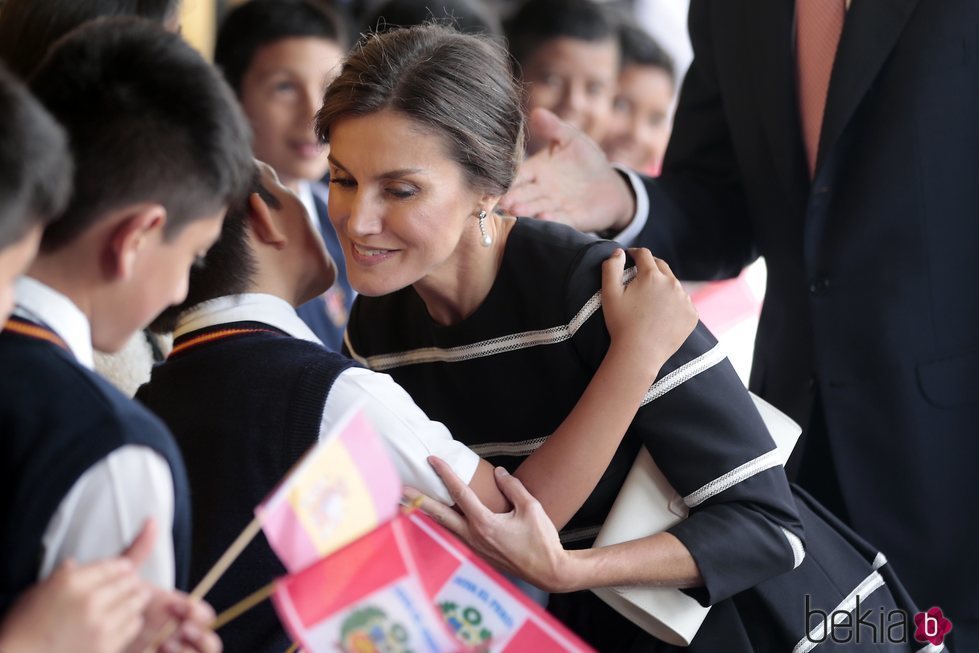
636,0 -> 978,618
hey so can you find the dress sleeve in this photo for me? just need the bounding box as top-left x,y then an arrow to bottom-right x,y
321,367 -> 480,506
565,240 -> 805,606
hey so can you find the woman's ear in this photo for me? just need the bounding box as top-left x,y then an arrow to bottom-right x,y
247,191 -> 287,250
104,204 -> 166,280
480,193 -> 504,217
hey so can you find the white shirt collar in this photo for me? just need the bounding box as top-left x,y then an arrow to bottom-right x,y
13,276 -> 95,369
173,293 -> 323,346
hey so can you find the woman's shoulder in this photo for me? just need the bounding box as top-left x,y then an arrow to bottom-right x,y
507,218 -> 621,304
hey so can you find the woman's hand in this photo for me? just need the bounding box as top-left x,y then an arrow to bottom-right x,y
405,457 -> 579,594
602,247 -> 698,378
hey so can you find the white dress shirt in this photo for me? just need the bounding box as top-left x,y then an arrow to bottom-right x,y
611,165 -> 653,245
174,294 -> 479,505
14,277 -> 176,587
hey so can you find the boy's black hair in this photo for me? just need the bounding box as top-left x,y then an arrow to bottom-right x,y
215,0 -> 350,96
0,64 -> 72,249
28,17 -> 254,253
150,169 -> 279,334
504,0 -> 618,68
0,0 -> 180,79
363,0 -> 501,38
618,24 -> 675,87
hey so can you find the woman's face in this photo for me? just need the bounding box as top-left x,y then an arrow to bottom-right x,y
326,108 -> 487,297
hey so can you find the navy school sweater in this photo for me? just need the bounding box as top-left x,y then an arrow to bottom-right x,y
137,322 -> 355,653
0,318 -> 191,615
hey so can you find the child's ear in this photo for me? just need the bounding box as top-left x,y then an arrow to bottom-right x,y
247,192 -> 287,250
104,204 -> 166,281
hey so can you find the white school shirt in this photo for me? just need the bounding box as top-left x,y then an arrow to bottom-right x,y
14,277 -> 176,587
173,293 -> 478,504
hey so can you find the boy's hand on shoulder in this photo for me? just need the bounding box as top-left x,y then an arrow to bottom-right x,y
602,247 -> 698,379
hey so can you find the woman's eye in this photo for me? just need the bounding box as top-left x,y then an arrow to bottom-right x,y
329,176 -> 356,189
386,184 -> 417,199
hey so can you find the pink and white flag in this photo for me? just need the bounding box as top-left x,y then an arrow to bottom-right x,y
256,405 -> 402,573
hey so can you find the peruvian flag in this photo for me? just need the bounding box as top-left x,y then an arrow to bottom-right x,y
404,513 -> 593,652
271,513 -> 594,653
272,516 -> 460,652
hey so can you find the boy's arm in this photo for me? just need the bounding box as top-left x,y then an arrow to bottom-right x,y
320,366 -> 503,509
40,447 -> 175,588
512,248 -> 696,529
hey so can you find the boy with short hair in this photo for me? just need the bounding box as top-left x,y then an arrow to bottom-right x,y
0,18 -> 252,649
214,0 -> 354,351
505,0 -> 621,153
601,24 -> 677,174
0,64 -> 70,317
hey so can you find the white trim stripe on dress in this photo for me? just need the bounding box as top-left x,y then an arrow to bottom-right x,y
781,527 -> 806,569
471,436 -> 548,458
470,344 -> 727,458
559,525 -> 602,544
792,554 -> 892,653
345,266 -> 638,370
683,448 -> 782,508
639,343 -> 727,406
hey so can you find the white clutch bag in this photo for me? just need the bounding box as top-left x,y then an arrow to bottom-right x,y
591,393 -> 802,646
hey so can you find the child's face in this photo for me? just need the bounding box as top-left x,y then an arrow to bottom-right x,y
94,210 -> 224,352
601,64 -> 674,172
240,37 -> 345,190
521,37 -> 619,151
0,225 -> 43,323
257,161 -> 337,303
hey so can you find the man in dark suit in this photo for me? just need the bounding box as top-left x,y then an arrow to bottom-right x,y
500,0 -> 977,647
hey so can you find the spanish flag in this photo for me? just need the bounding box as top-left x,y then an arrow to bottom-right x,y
256,404 -> 402,573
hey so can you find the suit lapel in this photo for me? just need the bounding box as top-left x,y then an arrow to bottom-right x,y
744,0 -> 809,204
815,0 -> 920,174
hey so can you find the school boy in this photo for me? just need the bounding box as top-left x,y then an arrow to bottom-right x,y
0,18 -> 252,649
214,0 -> 354,351
505,0 -> 621,153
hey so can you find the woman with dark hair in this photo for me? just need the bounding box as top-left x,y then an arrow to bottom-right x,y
0,0 -> 181,79
318,24 -> 920,652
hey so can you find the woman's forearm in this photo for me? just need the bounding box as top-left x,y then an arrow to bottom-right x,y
556,531 -> 703,593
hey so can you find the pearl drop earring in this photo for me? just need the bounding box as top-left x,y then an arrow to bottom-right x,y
478,209 -> 492,247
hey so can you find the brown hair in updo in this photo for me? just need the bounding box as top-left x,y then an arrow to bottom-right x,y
315,23 -> 524,197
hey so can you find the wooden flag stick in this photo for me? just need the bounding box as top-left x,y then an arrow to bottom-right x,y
141,516 -> 264,653
284,643 -> 299,653
210,580 -> 277,631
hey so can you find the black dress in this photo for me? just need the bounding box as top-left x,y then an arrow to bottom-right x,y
345,219 -> 921,652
